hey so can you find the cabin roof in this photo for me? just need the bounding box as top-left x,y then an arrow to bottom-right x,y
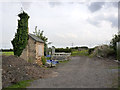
29,33 -> 44,43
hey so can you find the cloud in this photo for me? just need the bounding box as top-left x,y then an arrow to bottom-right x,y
87,15 -> 118,28
88,2 -> 105,12
21,2 -> 31,10
87,2 -> 118,13
48,2 -> 62,7
55,33 -> 78,39
87,3 -> 118,28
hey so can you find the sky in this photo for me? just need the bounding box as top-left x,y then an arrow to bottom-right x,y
0,0 -> 119,49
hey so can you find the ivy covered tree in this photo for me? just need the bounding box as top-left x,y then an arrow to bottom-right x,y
11,11 -> 30,56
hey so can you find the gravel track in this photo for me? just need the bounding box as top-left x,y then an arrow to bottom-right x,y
27,56 -> 118,88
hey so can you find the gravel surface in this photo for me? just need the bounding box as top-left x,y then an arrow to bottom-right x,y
27,56 -> 118,88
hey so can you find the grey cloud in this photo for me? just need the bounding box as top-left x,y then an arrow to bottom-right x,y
88,2 -> 105,12
108,16 -> 118,27
21,2 -> 31,10
87,15 -> 118,28
87,18 -> 100,26
48,2 -> 62,7
88,2 -> 118,13
87,2 -> 118,28
111,2 -> 118,7
105,2 -> 118,8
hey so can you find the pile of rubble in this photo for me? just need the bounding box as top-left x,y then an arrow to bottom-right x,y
2,55 -> 51,88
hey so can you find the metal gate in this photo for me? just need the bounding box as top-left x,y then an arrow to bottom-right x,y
117,42 -> 120,60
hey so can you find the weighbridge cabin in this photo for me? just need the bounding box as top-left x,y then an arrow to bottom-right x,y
20,33 -> 44,65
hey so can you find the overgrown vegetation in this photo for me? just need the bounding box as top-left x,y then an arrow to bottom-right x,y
110,34 -> 120,52
41,56 -> 46,65
55,47 -> 71,53
33,26 -> 48,56
11,11 -> 29,56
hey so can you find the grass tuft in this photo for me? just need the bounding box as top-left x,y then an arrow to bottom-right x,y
3,80 -> 33,89
71,50 -> 89,56
1,51 -> 14,56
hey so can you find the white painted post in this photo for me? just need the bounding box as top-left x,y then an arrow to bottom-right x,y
117,42 -> 120,60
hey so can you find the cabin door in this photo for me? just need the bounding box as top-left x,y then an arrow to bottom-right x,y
38,45 -> 43,56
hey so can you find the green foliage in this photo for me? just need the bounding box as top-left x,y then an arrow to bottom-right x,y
11,11 -> 29,56
46,57 -> 51,60
59,60 -> 69,63
33,26 -> 48,55
71,46 -> 88,50
71,50 -> 89,56
1,51 -> 14,56
33,26 -> 48,43
55,47 -> 71,53
110,34 -> 120,52
4,80 -> 33,89
41,56 -> 46,65
28,59 -> 33,63
88,48 -> 95,55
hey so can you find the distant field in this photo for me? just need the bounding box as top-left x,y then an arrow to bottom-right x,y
0,51 -> 14,56
71,50 -> 89,56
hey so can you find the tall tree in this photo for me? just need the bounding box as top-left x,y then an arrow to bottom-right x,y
33,26 -> 48,55
110,34 -> 120,55
11,11 -> 29,56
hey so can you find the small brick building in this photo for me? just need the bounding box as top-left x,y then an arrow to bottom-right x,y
20,33 -> 44,65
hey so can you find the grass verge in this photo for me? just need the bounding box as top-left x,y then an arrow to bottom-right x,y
3,80 -> 33,89
1,51 -> 14,56
71,50 -> 89,56
59,60 -> 69,63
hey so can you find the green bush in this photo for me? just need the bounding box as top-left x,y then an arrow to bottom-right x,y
4,80 -> 33,89
46,57 -> 51,60
41,56 -> 46,65
110,34 -> 120,51
88,48 -> 95,55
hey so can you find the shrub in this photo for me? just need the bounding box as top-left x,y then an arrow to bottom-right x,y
88,48 -> 95,55
41,56 -> 46,65
110,34 -> 120,55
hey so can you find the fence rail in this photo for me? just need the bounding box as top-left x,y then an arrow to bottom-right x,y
52,52 -> 71,56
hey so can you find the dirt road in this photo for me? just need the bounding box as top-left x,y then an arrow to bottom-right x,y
27,56 -> 118,88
